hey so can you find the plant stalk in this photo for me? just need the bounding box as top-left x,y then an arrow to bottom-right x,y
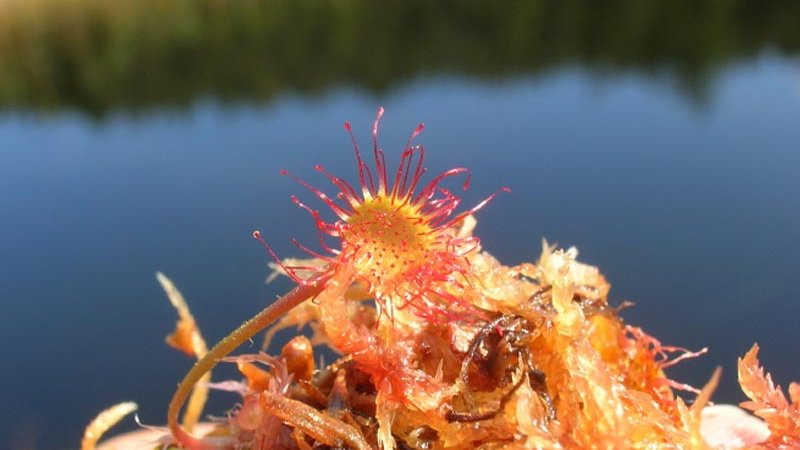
167,281 -> 326,449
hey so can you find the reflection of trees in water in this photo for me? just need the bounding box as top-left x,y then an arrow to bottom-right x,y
0,0 -> 798,116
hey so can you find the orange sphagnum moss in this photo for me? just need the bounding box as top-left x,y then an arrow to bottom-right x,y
84,108 -> 799,450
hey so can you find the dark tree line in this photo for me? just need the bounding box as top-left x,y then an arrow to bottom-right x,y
1,0 -> 798,116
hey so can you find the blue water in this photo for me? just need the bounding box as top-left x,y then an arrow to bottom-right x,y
1,54 -> 799,449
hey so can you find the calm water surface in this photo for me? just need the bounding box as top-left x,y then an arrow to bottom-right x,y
1,56 -> 799,448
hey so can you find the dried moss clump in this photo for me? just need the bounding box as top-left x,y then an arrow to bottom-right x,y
85,110 -> 799,450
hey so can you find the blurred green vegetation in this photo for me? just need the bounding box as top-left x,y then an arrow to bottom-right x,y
0,0 -> 798,116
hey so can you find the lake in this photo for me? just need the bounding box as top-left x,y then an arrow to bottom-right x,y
1,1 -> 799,449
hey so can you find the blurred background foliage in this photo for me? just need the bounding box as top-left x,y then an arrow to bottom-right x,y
1,0 -> 799,117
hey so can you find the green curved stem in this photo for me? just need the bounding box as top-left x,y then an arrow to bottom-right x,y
168,281 -> 326,449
